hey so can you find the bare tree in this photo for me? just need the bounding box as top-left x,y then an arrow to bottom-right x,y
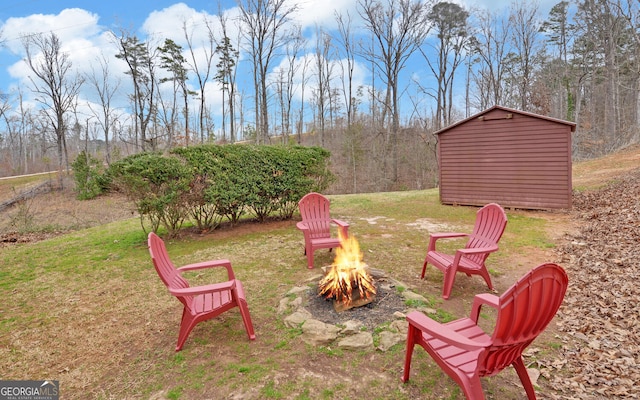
358,0 -> 431,184
574,0 -> 626,145
423,1 -> 472,129
297,55 -> 311,143
23,32 -> 83,186
508,0 -> 543,111
471,9 -> 512,109
336,11 -> 357,128
0,91 -> 21,173
540,1 -> 574,120
17,91 -> 32,173
215,11 -> 241,143
334,10 -> 366,192
158,38 -> 191,148
238,0 -> 298,144
313,26 -> 334,146
155,80 -> 179,148
113,32 -> 158,151
86,55 -> 121,165
0,92 -> 11,153
281,25 -> 304,140
184,17 -> 216,144
617,0 -> 640,134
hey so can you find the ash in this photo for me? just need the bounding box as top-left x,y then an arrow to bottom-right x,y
305,283 -> 407,330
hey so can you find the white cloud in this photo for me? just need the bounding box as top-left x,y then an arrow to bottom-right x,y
1,1 -> 448,127
141,3 -> 213,45
139,3 -> 245,119
2,9 -> 106,96
286,0 -> 359,31
2,8 -> 101,55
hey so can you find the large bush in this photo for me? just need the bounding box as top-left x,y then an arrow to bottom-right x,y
107,152 -> 192,236
106,144 -> 333,235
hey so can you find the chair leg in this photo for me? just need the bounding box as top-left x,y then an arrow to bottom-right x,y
306,248 -> 315,269
237,299 -> 256,340
459,375 -> 487,400
176,309 -> 197,351
401,325 -> 418,382
513,356 -> 537,400
478,267 -> 494,291
420,258 -> 428,279
442,266 -> 458,300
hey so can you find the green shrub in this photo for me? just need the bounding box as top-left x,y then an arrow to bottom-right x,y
172,144 -> 333,223
107,144 -> 334,235
72,151 -> 107,200
172,144 -> 249,225
107,152 -> 192,236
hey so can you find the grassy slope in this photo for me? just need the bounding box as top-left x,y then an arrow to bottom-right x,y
1,146 -> 637,399
0,196 -> 554,399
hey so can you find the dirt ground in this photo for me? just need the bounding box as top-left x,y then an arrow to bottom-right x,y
1,146 -> 639,399
0,180 -> 135,245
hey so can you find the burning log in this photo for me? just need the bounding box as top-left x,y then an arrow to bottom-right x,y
318,232 -> 377,311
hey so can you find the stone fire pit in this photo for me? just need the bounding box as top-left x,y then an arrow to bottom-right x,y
279,268 -> 437,351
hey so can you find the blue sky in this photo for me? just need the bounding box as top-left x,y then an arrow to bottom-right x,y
0,0 -> 558,133
0,0 -> 189,30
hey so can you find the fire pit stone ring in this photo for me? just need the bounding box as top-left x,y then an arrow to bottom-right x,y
280,267 -> 436,352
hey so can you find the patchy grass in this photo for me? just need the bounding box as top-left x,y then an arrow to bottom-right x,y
572,144 -> 640,191
0,187 -> 568,400
2,145 -> 638,399
0,173 -> 57,196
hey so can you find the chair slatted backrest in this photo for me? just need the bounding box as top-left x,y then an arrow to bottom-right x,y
479,263 -> 568,377
299,193 -> 332,239
465,203 -> 508,266
148,232 -> 193,309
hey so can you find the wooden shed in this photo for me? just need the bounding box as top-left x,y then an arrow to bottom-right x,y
436,105 -> 576,210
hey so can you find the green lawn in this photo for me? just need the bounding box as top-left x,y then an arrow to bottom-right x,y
0,188 -> 561,399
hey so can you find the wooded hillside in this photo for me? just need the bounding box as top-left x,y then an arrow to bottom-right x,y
1,0 -> 639,194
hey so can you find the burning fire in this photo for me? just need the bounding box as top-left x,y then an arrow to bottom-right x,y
318,231 -> 377,306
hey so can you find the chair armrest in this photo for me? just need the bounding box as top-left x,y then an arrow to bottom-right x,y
451,245 -> 499,270
331,219 -> 349,238
457,245 -> 499,256
296,221 -> 310,231
169,279 -> 236,296
469,293 -> 500,323
331,219 -> 349,228
430,232 -> 469,239
406,311 -> 489,350
428,232 -> 469,252
452,245 -> 499,263
178,258 -> 235,280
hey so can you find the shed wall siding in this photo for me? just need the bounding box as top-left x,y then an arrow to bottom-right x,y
439,111 -> 572,209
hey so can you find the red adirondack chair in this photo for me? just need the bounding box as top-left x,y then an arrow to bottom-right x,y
402,262 -> 568,400
147,232 -> 256,351
296,192 -> 349,269
422,203 -> 507,299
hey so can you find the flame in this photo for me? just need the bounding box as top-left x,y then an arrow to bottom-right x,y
318,231 -> 377,305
